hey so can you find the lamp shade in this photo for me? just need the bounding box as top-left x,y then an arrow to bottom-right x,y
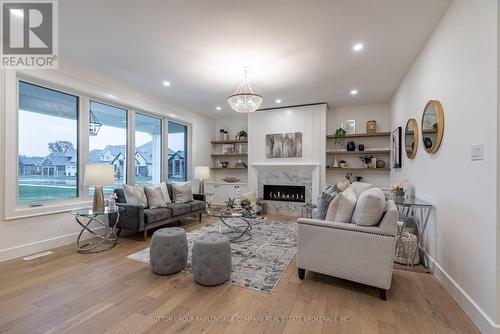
84,164 -> 115,186
194,166 -> 210,180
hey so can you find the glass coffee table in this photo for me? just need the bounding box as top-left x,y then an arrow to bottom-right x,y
208,206 -> 258,242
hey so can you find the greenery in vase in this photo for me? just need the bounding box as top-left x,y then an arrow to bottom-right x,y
334,128 -> 347,146
236,130 -> 247,140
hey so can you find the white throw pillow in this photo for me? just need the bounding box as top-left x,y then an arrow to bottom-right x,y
350,182 -> 375,197
172,181 -> 193,203
123,184 -> 148,208
351,187 -> 386,226
325,187 -> 357,223
144,185 -> 168,209
159,181 -> 172,204
337,180 -> 350,192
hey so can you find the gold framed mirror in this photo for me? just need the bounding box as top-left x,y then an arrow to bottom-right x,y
405,118 -> 418,159
421,100 -> 444,154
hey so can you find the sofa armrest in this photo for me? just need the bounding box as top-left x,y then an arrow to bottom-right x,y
297,218 -> 395,237
116,203 -> 145,232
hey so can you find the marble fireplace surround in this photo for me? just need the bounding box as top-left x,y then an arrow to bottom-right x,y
251,163 -> 320,216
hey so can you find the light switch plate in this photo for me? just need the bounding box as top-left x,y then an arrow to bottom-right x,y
471,144 -> 483,161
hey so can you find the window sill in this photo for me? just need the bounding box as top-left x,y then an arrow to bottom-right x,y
4,200 -> 93,221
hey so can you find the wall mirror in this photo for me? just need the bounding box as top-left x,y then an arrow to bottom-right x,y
405,118 -> 418,159
421,100 -> 444,154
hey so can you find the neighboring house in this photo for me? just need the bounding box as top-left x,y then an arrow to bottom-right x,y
18,156 -> 43,175
38,150 -> 75,177
168,149 -> 185,180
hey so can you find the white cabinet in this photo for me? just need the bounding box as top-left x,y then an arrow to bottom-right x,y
205,182 -> 248,206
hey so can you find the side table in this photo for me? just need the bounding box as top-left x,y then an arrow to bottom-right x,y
71,207 -> 122,253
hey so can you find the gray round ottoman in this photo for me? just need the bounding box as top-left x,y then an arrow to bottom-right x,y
192,234 -> 231,286
150,227 -> 188,275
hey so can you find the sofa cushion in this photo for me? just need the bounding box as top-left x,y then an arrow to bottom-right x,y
325,187 -> 357,223
350,182 -> 375,197
351,188 -> 386,226
144,208 -> 172,224
189,200 -> 206,212
172,181 -> 193,203
144,185 -> 169,209
123,184 -> 148,208
167,203 -> 191,216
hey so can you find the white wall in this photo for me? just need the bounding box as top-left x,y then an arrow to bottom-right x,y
0,58 -> 214,262
327,104 -> 391,187
390,0 -> 498,331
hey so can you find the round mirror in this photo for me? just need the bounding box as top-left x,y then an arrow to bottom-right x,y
421,100 -> 444,154
405,118 -> 418,159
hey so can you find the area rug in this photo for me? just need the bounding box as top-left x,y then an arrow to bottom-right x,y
126,218 -> 297,294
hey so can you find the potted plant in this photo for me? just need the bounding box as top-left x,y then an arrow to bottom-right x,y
339,160 -> 347,168
359,155 -> 373,168
334,128 -> 346,149
236,130 -> 247,140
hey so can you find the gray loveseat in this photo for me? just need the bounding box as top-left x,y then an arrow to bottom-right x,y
114,183 -> 206,240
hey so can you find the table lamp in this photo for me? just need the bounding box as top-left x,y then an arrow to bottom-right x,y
84,164 -> 115,212
194,166 -> 210,193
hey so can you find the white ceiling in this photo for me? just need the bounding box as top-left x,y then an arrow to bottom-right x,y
59,0 -> 451,118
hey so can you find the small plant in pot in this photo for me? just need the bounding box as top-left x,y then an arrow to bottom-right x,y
235,130 -> 247,140
338,160 -> 347,168
359,155 -> 373,168
334,128 -> 347,149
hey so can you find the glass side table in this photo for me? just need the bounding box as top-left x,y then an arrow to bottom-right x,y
301,203 -> 317,219
71,207 -> 122,253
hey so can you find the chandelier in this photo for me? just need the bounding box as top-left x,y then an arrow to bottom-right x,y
227,68 -> 263,113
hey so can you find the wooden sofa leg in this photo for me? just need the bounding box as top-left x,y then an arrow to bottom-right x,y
298,268 -> 305,280
143,230 -> 148,241
199,213 -> 202,222
379,289 -> 387,301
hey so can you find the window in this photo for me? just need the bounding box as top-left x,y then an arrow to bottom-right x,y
168,121 -> 188,181
135,113 -> 162,185
88,101 -> 127,196
18,81 -> 79,203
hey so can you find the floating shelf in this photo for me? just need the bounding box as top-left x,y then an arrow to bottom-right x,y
326,149 -> 390,155
210,140 -> 248,144
326,132 -> 391,139
326,167 -> 391,171
211,167 -> 248,170
211,153 -> 248,157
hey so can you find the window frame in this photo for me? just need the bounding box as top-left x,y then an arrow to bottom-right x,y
166,119 -> 191,182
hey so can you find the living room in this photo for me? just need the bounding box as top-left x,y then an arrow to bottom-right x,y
0,0 -> 498,333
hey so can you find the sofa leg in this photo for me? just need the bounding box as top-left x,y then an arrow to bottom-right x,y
199,213 -> 202,222
297,268 -> 305,280
143,230 -> 148,241
379,289 -> 387,301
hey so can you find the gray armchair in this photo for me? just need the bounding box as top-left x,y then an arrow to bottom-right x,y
296,200 -> 398,300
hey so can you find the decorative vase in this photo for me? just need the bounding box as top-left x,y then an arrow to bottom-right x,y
376,160 -> 386,168
393,189 -> 405,197
333,158 -> 339,168
358,144 -> 365,151
346,141 -> 356,151
424,137 -> 433,149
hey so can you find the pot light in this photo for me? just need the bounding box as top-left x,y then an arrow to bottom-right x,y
275,99 -> 282,104
350,89 -> 358,95
216,106 -> 222,111
353,43 -> 364,52
162,81 -> 171,87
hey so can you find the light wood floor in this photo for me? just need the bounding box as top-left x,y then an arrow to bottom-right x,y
0,215 -> 478,334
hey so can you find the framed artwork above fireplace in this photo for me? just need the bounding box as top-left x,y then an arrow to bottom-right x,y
265,132 -> 302,158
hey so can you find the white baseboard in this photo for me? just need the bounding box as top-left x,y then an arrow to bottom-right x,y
424,252 -> 500,334
0,227 -> 106,262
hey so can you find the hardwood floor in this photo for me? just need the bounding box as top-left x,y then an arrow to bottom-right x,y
0,215 -> 479,334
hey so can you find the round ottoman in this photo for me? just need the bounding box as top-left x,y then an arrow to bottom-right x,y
192,234 -> 231,286
150,227 -> 188,275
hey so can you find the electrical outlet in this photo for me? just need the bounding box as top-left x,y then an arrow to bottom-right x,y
471,144 -> 483,161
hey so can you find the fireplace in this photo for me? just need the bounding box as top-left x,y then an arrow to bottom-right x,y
263,185 -> 306,203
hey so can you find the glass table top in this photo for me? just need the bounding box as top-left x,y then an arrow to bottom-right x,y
385,195 -> 433,207
71,207 -> 121,217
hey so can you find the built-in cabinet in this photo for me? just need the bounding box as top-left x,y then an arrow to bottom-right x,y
205,181 -> 248,206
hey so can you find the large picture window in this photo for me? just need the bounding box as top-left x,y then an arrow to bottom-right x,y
168,121 -> 188,181
135,113 -> 162,184
88,101 -> 127,195
18,81 -> 79,203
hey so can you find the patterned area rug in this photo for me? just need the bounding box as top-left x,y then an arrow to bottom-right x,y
126,218 -> 297,294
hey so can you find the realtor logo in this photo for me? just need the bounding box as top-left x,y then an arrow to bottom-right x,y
1,0 -> 58,68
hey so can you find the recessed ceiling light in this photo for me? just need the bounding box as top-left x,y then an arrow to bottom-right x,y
275,99 -> 282,104
215,106 -> 221,111
353,43 -> 364,52
350,89 -> 358,95
162,81 -> 171,87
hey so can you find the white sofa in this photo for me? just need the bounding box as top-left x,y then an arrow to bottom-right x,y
296,199 -> 398,300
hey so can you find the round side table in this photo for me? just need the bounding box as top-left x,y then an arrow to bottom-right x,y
71,207 -> 121,253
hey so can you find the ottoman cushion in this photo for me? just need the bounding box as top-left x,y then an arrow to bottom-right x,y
192,234 -> 231,286
150,227 -> 188,275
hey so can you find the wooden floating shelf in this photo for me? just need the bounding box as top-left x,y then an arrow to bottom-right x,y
326,149 -> 390,155
211,153 -> 248,157
326,167 -> 391,171
211,167 -> 248,170
326,132 -> 391,139
210,140 -> 248,144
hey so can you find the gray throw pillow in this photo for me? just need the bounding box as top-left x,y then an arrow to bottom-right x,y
172,181 -> 193,203
144,185 -> 168,209
123,184 -> 148,208
316,185 -> 339,220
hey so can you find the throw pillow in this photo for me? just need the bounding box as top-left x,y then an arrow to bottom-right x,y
144,185 -> 168,209
123,184 -> 148,208
337,180 -> 350,192
316,185 -> 339,220
351,187 -> 386,226
172,181 -> 193,203
350,182 -> 375,197
325,187 -> 357,223
159,181 -> 172,204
